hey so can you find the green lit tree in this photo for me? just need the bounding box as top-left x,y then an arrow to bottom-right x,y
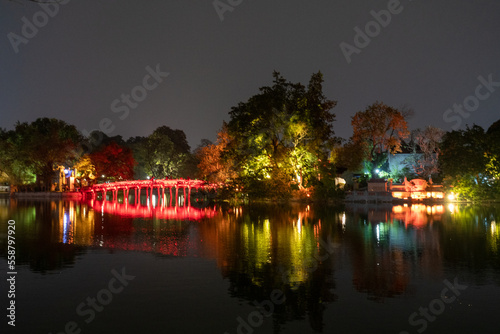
3,118 -> 82,189
440,124 -> 499,200
227,71 -> 337,198
0,128 -> 36,185
485,119 -> 500,180
129,126 -> 192,179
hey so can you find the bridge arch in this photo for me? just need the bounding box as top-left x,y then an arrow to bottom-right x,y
81,179 -> 217,207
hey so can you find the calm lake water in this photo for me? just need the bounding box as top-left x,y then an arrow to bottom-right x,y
1,197 -> 499,334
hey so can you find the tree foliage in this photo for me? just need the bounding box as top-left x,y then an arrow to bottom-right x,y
73,154 -> 96,186
227,71 -> 337,198
2,118 -> 82,188
410,126 -> 445,179
90,142 -> 135,182
440,124 -> 499,200
0,128 -> 36,185
129,126 -> 191,179
196,122 -> 236,183
351,101 -> 409,177
331,140 -> 366,173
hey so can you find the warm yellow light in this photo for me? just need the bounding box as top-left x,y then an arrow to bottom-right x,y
392,206 -> 404,214
448,203 -> 455,213
448,193 -> 456,201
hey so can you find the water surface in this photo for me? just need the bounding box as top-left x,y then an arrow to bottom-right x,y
1,198 -> 499,333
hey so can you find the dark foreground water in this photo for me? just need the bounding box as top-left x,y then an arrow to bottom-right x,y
1,198 -> 499,334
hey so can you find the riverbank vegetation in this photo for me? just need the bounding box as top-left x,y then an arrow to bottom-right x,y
1,72 -> 499,201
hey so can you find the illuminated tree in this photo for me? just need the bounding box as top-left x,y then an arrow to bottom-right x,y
129,126 -> 191,179
485,119 -> 500,180
90,141 -> 135,182
0,128 -> 36,185
440,124 -> 498,200
351,101 -> 410,177
6,118 -> 82,189
196,122 -> 236,183
73,154 -> 96,186
227,71 -> 337,197
410,126 -> 445,179
485,154 -> 500,179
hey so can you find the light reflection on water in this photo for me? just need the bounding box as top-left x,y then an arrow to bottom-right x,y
0,198 -> 499,333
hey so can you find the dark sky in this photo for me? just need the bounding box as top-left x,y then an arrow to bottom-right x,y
1,0 -> 499,149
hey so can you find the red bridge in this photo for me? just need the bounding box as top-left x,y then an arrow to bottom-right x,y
81,179 -> 218,207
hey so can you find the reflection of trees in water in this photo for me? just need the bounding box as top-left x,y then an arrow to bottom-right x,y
345,203 -> 500,298
0,200 -> 87,273
198,204 -> 340,332
347,225 -> 412,301
438,205 -> 500,285
344,203 -> 444,301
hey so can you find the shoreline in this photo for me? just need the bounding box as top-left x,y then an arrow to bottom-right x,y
2,191 -> 499,205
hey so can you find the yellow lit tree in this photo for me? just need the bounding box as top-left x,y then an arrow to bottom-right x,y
73,154 -> 96,187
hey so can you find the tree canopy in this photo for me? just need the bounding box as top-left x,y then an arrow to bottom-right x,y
226,71 -> 337,198
1,118 -> 82,188
351,101 -> 410,177
440,124 -> 499,200
128,126 -> 192,179
90,141 -> 135,182
196,122 -> 236,183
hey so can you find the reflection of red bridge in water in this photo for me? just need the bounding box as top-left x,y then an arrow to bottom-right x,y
86,199 -> 218,220
81,179 -> 219,220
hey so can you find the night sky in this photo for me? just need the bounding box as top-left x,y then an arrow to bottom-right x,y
1,0 -> 499,149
